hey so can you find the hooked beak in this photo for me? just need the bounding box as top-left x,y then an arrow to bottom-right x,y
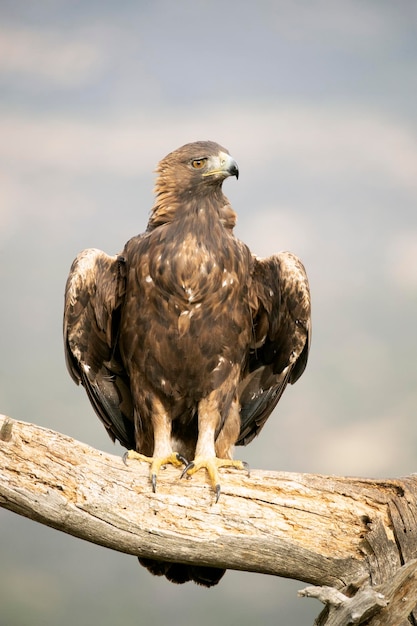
203,151 -> 239,180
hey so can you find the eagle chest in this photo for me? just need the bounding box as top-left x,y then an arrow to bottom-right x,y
125,228 -> 252,382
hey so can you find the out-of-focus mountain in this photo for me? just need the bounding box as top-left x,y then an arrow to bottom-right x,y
1,2 -> 417,624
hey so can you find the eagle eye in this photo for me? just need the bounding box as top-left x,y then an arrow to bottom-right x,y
191,158 -> 207,169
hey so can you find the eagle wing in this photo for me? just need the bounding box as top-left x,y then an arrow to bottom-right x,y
63,248 -> 135,449
237,251 -> 311,446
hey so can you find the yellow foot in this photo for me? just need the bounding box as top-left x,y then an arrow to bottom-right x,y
181,457 -> 250,503
123,450 -> 187,492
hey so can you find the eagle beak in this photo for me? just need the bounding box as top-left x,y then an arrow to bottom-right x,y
203,152 -> 239,180
221,152 -> 239,180
227,157 -> 239,180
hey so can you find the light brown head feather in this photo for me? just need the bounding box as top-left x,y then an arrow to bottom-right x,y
149,140 -> 238,230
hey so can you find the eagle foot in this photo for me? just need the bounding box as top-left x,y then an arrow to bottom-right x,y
123,450 -> 187,492
180,457 -> 250,503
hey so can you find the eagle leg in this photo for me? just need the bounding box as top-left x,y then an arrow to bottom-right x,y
181,458 -> 249,503
123,450 -> 187,492
123,397 -> 189,491
178,393 -> 250,501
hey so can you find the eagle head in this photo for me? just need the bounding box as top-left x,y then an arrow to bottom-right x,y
154,140 -> 239,199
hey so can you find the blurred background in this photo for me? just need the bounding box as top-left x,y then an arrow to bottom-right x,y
1,1 -> 417,624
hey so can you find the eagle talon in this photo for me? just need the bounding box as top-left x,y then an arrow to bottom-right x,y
181,456 -> 248,501
123,449 -> 186,492
123,449 -> 153,466
242,461 -> 250,477
176,453 -> 189,466
180,461 -> 195,479
215,484 -> 221,503
151,473 -> 157,493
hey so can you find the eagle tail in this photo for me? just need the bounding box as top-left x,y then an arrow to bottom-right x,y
138,558 -> 225,587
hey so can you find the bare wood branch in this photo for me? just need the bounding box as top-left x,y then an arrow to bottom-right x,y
2,414 -> 417,624
300,560 -> 417,626
370,559 -> 417,626
298,584 -> 387,625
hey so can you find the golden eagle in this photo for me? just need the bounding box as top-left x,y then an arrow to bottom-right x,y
64,140 -> 311,587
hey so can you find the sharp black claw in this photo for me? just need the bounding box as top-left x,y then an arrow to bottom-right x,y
180,461 -> 194,479
176,453 -> 188,466
242,461 -> 250,477
122,451 -> 129,466
151,473 -> 157,493
215,484 -> 221,503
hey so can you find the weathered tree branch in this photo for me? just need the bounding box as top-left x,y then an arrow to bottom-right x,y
300,558 -> 417,625
1,413 -> 417,625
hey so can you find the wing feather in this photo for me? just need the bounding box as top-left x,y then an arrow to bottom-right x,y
237,251 -> 311,446
63,248 -> 135,449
